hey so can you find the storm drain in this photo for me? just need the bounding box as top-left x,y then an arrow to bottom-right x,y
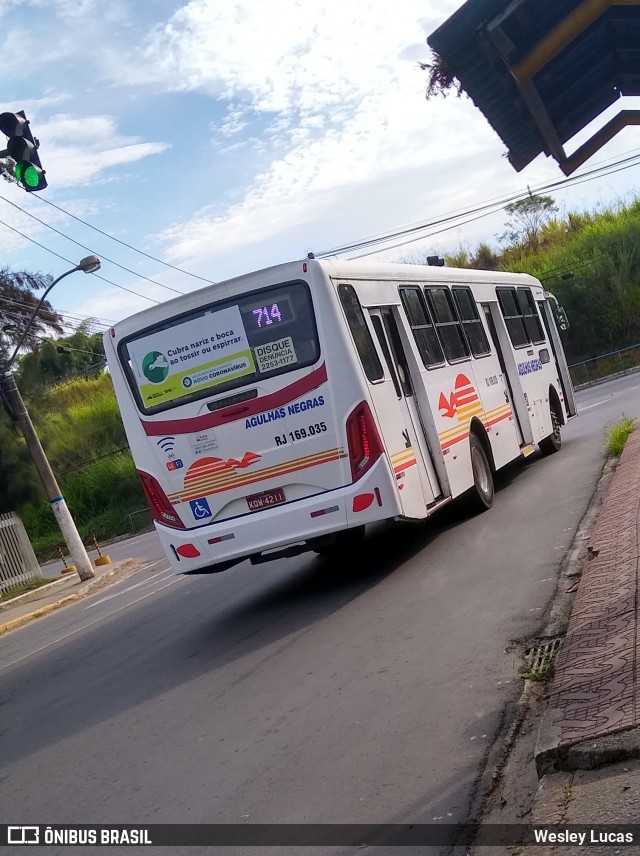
524,637 -> 563,680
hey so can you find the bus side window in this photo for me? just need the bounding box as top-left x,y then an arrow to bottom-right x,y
452,287 -> 491,357
424,287 -> 469,363
497,288 -> 529,348
517,288 -> 545,344
337,284 -> 384,382
399,287 -> 444,368
371,315 -> 402,398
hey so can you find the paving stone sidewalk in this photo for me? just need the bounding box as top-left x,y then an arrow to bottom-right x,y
536,426 -> 640,773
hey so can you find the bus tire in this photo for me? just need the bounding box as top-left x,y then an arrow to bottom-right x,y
539,406 -> 562,455
468,433 -> 494,512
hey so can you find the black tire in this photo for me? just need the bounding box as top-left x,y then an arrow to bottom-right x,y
468,433 -> 494,512
311,525 -> 365,555
539,407 -> 562,455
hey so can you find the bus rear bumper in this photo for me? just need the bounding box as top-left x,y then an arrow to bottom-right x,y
155,460 -> 400,573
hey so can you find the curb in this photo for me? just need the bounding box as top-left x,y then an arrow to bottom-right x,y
0,558 -> 148,637
0,574 -> 74,613
0,594 -> 80,636
572,364 -> 640,391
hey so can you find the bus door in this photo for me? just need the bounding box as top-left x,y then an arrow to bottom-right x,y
368,307 -> 442,515
538,299 -> 577,417
481,304 -> 531,447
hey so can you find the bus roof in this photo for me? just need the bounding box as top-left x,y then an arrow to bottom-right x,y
107,257 -> 543,336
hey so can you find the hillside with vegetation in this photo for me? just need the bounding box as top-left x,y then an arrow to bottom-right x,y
0,317 -> 146,558
2,196 -> 640,556
441,195 -> 640,363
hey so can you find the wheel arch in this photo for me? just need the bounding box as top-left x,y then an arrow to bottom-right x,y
469,417 -> 495,472
549,385 -> 565,426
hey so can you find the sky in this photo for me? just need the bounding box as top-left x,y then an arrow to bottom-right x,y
1,0 -> 640,337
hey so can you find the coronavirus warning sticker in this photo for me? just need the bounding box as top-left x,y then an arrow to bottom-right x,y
254,337 -> 297,373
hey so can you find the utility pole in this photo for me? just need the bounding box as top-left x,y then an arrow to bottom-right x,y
0,255 -> 102,582
1,372 -> 96,580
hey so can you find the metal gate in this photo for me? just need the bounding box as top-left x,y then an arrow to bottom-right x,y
0,512 -> 42,596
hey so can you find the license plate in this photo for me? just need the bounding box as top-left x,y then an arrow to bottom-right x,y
246,488 -> 286,511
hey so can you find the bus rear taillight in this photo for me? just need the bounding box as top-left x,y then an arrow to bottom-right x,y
137,470 -> 185,529
346,401 -> 383,482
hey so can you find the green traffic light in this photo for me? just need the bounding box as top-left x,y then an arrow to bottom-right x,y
14,160 -> 43,189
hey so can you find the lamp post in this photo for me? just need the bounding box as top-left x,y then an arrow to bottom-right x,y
0,255 -> 101,581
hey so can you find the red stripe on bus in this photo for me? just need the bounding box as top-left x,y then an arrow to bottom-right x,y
393,458 -> 416,474
483,410 -> 513,428
140,363 -> 328,437
441,431 -> 470,450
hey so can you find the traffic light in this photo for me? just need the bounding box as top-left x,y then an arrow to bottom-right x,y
0,110 -> 47,192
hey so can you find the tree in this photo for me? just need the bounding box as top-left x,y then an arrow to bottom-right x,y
471,242 -> 500,270
0,267 -> 64,362
15,320 -> 106,393
499,195 -> 558,249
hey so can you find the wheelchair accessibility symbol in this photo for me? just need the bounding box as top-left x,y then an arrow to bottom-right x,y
189,497 -> 212,520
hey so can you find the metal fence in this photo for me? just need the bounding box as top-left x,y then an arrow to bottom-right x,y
569,343 -> 640,388
0,511 -> 42,596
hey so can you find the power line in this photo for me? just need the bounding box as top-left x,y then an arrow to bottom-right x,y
318,149 -> 640,258
0,217 -> 160,304
35,195 -> 214,283
340,144 -> 640,253
0,294 -> 113,328
0,194 -> 187,295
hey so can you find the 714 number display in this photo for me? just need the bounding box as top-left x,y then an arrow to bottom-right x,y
252,304 -> 282,327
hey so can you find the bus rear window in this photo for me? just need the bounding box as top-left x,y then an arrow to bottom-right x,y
119,281 -> 320,414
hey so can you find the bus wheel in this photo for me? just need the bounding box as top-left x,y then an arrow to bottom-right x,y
311,526 -> 365,556
539,407 -> 562,455
469,433 -> 494,512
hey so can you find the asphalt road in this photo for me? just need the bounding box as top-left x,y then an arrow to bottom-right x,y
2,374 -> 640,855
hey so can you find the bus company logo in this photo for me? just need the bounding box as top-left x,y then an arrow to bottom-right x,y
142,351 -> 170,383
183,452 -> 262,494
438,374 -> 482,421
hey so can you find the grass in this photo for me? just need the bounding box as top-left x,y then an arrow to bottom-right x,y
605,417 -> 636,457
521,644 -> 560,683
0,577 -> 51,604
521,656 -> 556,683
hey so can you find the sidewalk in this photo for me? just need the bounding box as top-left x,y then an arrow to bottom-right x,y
524,426 -> 640,847
0,556 -> 147,635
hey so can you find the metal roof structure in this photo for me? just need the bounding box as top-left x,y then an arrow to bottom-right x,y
427,0 -> 640,175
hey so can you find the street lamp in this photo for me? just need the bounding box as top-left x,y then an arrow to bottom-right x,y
0,256 -> 101,582
4,255 -> 101,369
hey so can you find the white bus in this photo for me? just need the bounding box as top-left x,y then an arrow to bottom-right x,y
104,258 -> 576,574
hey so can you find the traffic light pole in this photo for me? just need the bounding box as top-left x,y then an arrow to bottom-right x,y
1,370 -> 95,581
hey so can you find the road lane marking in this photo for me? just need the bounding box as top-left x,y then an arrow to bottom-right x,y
0,578 -> 184,673
578,383 -> 640,411
82,567 -> 173,609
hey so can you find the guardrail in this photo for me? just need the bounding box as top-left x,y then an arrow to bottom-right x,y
0,511 -> 42,595
569,343 -> 640,388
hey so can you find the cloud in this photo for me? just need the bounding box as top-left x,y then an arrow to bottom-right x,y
74,286 -> 154,322
216,106 -> 249,138
37,114 -> 169,188
125,0 -> 518,271
125,0 -> 441,114
154,70 -> 507,265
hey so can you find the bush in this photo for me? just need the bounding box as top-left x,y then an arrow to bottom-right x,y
605,417 -> 636,457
